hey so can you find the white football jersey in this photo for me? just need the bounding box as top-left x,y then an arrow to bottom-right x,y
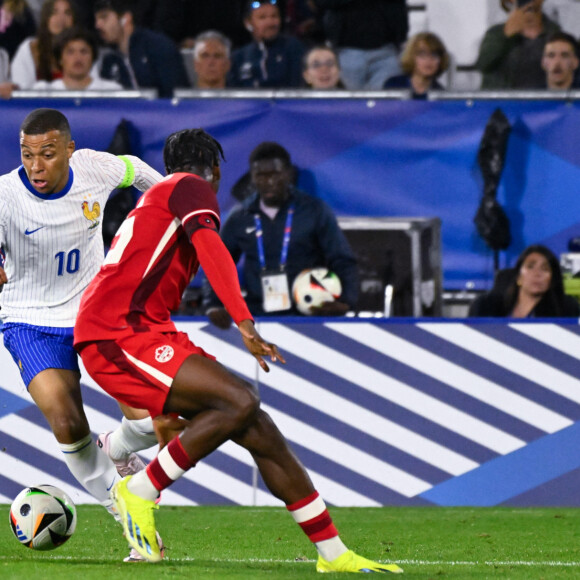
0,149 -> 162,326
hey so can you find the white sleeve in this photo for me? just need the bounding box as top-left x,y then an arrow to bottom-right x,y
11,39 -> 37,89
121,154 -> 164,192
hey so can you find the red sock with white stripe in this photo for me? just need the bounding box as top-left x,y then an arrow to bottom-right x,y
127,436 -> 195,501
287,491 -> 348,562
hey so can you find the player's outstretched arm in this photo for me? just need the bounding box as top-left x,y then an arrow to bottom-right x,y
238,319 -> 286,372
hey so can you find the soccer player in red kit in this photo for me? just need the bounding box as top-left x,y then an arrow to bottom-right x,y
74,129 -> 402,574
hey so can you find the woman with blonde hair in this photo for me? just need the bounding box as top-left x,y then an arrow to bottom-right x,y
11,0 -> 75,88
383,31 -> 449,99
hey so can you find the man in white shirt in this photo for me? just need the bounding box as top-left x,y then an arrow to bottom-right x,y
0,108 -> 163,561
33,27 -> 123,91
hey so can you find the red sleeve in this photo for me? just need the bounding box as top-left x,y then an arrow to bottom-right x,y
167,174 -> 221,236
192,228 -> 253,326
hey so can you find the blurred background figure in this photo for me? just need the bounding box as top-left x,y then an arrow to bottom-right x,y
384,31 -> 449,99
0,0 -> 36,59
32,26 -> 122,90
310,0 -> 408,90
468,244 -> 580,317
203,141 -> 358,327
190,30 -> 231,89
93,0 -> 188,98
302,44 -> 344,89
476,0 -> 560,89
541,31 -> 579,90
229,0 -> 305,88
153,0 -> 249,50
11,0 -> 75,89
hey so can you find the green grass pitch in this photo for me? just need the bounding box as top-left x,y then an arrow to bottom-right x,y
2,505 -> 580,578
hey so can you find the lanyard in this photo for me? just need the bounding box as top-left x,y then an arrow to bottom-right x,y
254,205 -> 294,271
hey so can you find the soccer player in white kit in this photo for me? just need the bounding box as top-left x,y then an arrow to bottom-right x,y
0,108 -> 163,561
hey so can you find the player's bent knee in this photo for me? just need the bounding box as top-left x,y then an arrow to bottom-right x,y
231,383 -> 261,428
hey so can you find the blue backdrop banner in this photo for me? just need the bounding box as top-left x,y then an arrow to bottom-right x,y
1,97 -> 578,289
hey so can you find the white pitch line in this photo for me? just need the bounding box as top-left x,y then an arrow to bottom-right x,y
0,555 -> 577,567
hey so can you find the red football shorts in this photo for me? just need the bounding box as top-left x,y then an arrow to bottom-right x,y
79,331 -> 216,417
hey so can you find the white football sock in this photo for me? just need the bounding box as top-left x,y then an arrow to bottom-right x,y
59,434 -> 119,507
127,469 -> 159,502
107,416 -> 157,460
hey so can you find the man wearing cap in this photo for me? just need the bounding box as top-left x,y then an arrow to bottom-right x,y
229,0 -> 305,88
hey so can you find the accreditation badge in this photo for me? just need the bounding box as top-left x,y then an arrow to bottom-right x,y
261,270 -> 291,312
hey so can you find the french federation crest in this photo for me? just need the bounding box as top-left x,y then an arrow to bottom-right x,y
81,201 -> 101,229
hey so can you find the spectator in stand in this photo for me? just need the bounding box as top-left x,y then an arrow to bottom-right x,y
153,0 -> 249,50
309,0 -> 408,90
476,0 -> 560,89
203,141 -> 358,328
11,0 -> 75,89
302,45 -> 344,89
0,46 -> 15,97
468,245 -> 580,317
190,30 -> 231,89
541,31 -> 580,90
0,0 -> 36,59
229,0 -> 305,88
93,0 -> 188,98
32,26 -> 122,90
383,32 -> 449,99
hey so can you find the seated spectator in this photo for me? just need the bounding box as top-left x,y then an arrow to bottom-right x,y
0,0 -> 36,59
383,32 -> 449,99
229,0 -> 305,88
93,0 -> 189,98
32,26 -> 122,90
476,0 -> 560,89
468,244 -> 580,317
302,45 -> 344,89
11,0 -> 75,89
203,141 -> 358,328
0,46 -> 16,97
190,30 -> 231,89
541,31 -> 580,90
310,0 -> 408,90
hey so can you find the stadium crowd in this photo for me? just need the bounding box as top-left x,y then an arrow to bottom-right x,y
1,0 -> 578,99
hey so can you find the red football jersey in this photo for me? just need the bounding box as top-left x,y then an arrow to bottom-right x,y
75,173 -> 249,344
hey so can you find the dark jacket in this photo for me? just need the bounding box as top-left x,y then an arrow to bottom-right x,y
469,290 -> 580,317
229,35 -> 305,88
204,188 -> 359,316
312,0 -> 408,50
383,74 -> 444,99
99,27 -> 188,97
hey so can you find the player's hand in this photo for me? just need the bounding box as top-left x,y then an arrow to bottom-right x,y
206,307 -> 233,329
153,414 -> 189,450
238,319 -> 286,372
0,266 -> 7,288
310,300 -> 349,316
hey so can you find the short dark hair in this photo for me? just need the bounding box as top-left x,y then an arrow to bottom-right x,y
249,141 -> 291,167
20,108 -> 71,139
544,31 -> 579,57
54,27 -> 99,67
244,0 -> 279,17
93,0 -> 134,16
163,129 -> 225,175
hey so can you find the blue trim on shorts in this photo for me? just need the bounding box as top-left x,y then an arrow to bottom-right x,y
2,323 -> 79,388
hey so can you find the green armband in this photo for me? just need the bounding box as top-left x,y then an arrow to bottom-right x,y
117,155 -> 135,188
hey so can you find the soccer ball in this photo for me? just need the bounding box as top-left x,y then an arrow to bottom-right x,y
9,484 -> 77,550
292,268 -> 342,315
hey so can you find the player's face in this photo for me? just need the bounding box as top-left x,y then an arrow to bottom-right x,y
303,48 -> 341,89
94,9 -> 123,45
517,252 -> 552,297
60,39 -> 94,80
48,0 -> 74,36
20,130 -> 75,195
246,4 -> 281,42
194,39 -> 231,86
251,158 -> 292,207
